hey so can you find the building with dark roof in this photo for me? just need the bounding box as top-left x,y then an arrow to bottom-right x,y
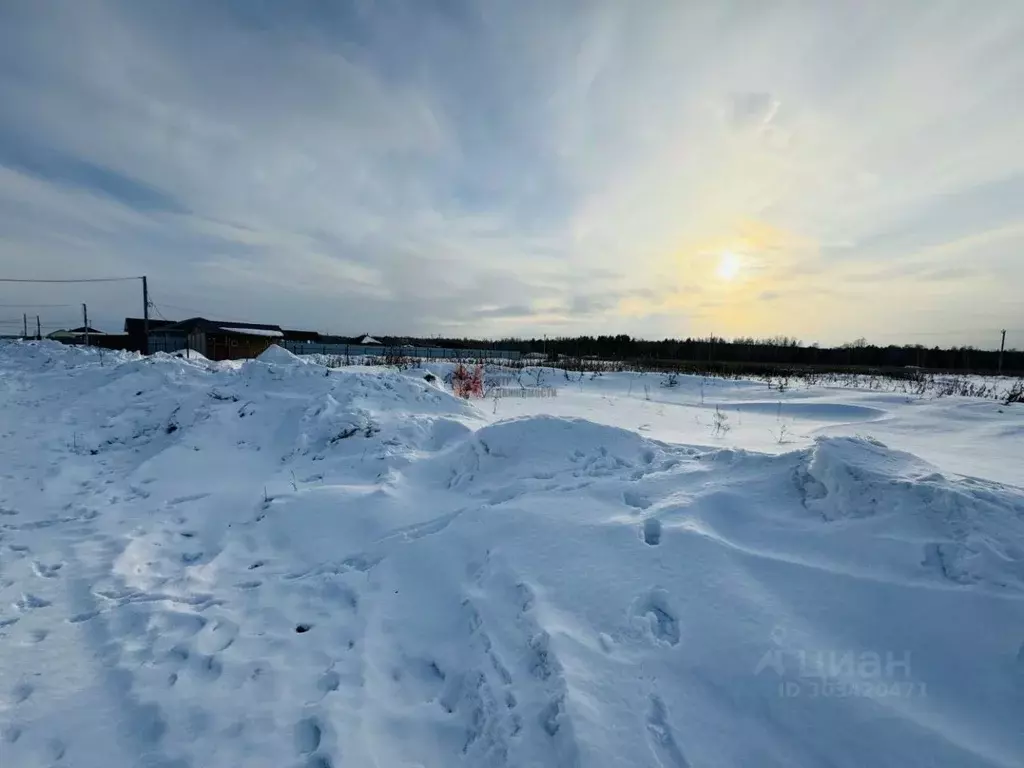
124,318 -> 176,353
148,317 -> 285,360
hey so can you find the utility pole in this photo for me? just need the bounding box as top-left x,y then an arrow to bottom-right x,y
142,275 -> 149,341
82,303 -> 89,347
22,313 -> 27,338
36,315 -> 41,340
999,329 -> 1006,375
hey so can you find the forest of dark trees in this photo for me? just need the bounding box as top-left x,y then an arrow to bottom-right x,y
379,334 -> 1022,375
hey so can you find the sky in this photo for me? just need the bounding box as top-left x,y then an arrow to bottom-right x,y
0,1 -> 1022,348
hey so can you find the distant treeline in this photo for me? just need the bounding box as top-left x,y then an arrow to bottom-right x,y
376,334 -> 1022,374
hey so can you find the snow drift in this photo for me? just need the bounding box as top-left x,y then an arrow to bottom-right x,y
0,341 -> 1022,768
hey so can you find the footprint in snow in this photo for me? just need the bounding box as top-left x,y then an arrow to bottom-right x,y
168,493 -> 210,506
642,518 -> 662,546
317,670 -> 341,694
196,618 -> 238,654
631,589 -> 680,646
646,695 -> 690,767
623,490 -> 652,511
13,593 -> 51,611
11,682 -> 33,703
31,561 -> 63,578
294,717 -> 322,754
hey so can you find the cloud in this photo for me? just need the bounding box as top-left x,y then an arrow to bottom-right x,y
0,2 -> 1022,347
726,92 -> 780,129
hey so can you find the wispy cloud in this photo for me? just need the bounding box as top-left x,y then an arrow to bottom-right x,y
0,2 -> 1021,345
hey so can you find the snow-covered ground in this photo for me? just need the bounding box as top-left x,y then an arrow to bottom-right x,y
1,342 -> 1022,768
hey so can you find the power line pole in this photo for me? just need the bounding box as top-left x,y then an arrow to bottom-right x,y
36,315 -> 41,340
82,304 -> 89,347
999,329 -> 1006,375
142,275 -> 149,342
22,313 -> 27,338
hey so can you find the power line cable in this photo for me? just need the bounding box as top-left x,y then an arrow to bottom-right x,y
154,300 -> 207,316
0,276 -> 142,283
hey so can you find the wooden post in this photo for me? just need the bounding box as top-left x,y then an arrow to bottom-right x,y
142,275 -> 149,344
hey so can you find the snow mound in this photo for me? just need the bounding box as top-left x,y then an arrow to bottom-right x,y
257,343 -> 304,365
800,436 -> 1024,590
0,338 -> 137,371
726,400 -> 885,421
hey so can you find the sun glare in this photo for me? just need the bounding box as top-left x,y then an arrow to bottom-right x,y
716,250 -> 742,281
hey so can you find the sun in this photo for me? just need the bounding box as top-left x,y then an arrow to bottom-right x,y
716,250 -> 742,281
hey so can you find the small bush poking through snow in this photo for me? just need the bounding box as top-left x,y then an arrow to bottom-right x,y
450,363 -> 484,398
712,406 -> 731,437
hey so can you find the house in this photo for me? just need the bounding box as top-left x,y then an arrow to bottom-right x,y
47,326 -> 105,341
46,326 -> 137,351
282,328 -> 321,343
124,318 -> 176,353
150,317 -> 285,361
358,334 -> 382,345
523,352 -> 547,360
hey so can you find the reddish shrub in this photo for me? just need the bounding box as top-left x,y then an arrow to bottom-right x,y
452,363 -> 484,398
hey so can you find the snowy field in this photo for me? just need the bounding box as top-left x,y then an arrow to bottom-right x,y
1,342 -> 1022,768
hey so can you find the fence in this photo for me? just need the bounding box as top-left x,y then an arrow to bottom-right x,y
280,342 -> 521,361
148,333 -> 187,354
143,336 -> 522,361
490,387 -> 558,398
